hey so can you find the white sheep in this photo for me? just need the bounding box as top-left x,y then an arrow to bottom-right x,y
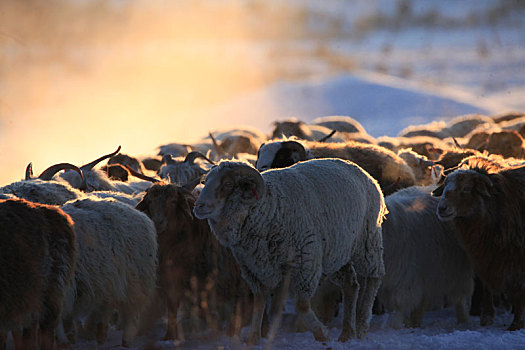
378,186 -> 474,328
256,138 -> 416,195
58,197 -> 158,347
158,151 -> 214,185
0,179 -> 84,206
397,148 -> 441,186
193,159 -> 386,343
56,146 -> 154,194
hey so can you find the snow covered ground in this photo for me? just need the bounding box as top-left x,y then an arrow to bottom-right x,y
67,303 -> 524,350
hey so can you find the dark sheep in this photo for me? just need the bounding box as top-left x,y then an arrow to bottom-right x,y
0,198 -> 76,350
136,182 -> 252,340
433,156 -> 525,330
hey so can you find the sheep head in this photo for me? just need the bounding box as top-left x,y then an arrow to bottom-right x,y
136,183 -> 195,238
271,118 -> 309,140
256,140 -> 307,171
432,169 -> 493,222
193,161 -> 265,244
158,152 -> 213,185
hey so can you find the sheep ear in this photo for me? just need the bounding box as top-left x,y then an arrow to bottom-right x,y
431,183 -> 445,197
238,178 -> 260,204
475,175 -> 493,197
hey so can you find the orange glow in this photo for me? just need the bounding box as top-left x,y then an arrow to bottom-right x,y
0,0 -> 294,185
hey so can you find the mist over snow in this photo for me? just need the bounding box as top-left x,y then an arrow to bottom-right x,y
1,0 -> 524,349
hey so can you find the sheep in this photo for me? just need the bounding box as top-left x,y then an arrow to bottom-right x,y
208,130 -> 264,160
58,197 -> 158,346
157,142 -> 192,158
0,179 -> 84,206
397,148 -> 440,186
377,135 -> 452,160
193,159 -> 386,343
311,115 -> 367,134
136,182 -> 252,340
142,156 -> 163,172
255,138 -> 415,195
0,162 -> 85,205
158,151 -> 215,185
484,130 -> 525,158
57,146 -> 154,194
107,153 -> 147,174
399,114 -> 494,139
0,198 -> 76,350
491,111 -> 525,124
432,156 -> 525,330
271,118 -> 346,142
101,163 -> 131,181
378,186 -> 474,328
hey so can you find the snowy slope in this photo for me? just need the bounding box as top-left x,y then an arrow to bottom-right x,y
195,70 -> 501,138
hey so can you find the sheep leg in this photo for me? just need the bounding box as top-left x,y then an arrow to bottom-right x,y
508,300 -> 524,331
387,311 -> 405,329
455,298 -> 470,325
246,293 -> 266,345
0,331 -> 5,350
480,286 -> 495,326
121,309 -> 139,347
337,265 -> 359,342
356,276 -> 381,338
12,328 -> 23,350
165,291 -> 183,341
22,322 -> 38,350
295,297 -> 329,342
408,304 -> 425,328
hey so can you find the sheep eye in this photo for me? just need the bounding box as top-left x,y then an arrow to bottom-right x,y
461,186 -> 472,194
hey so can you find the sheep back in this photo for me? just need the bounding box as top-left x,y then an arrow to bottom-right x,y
0,198 -> 76,343
60,197 -> 157,321
209,159 -> 386,296
379,186 -> 474,323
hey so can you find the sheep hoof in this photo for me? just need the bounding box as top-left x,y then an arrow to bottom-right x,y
245,332 -> 261,345
507,322 -> 523,331
313,326 -> 329,342
337,331 -> 353,342
480,315 -> 494,327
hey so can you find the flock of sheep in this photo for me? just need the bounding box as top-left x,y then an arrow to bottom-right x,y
1,112 -> 525,349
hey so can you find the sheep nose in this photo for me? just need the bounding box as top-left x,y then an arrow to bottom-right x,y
437,204 -> 449,217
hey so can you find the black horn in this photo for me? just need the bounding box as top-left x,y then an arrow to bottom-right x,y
124,165 -> 160,183
80,146 -> 122,172
25,163 -> 33,180
184,151 -> 215,166
38,163 -> 84,181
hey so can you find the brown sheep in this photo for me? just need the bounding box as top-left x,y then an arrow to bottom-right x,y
108,153 -> 147,174
377,135 -> 451,160
0,198 -> 76,350
484,130 -> 525,159
432,156 -> 525,330
491,111 -> 525,124
256,138 -> 416,195
136,182 -> 252,340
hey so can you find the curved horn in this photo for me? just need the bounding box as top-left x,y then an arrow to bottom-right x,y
184,151 -> 216,166
38,163 -> 84,181
162,154 -> 176,165
25,163 -> 33,180
233,163 -> 266,202
80,145 -> 122,172
182,176 -> 202,192
124,164 -> 160,183
318,129 -> 337,143
452,137 -> 462,149
208,132 -> 225,156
